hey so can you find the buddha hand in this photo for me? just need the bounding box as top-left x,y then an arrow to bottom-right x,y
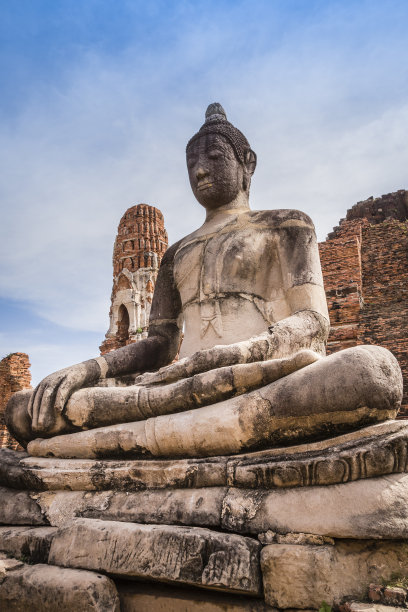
28,363 -> 94,435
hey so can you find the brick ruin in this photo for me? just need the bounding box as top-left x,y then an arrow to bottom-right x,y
0,353 -> 31,449
100,203 -> 168,354
319,190 -> 408,416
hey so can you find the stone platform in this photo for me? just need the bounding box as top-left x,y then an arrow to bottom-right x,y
2,420 -> 408,610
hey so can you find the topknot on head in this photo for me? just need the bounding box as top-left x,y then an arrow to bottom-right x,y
205,103 -> 227,122
186,103 -> 256,177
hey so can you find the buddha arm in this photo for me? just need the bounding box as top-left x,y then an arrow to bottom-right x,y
102,241 -> 183,378
29,241 -> 183,434
273,212 -> 330,348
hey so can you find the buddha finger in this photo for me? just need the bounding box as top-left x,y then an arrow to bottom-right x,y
30,384 -> 47,430
54,379 -> 73,414
37,383 -> 62,430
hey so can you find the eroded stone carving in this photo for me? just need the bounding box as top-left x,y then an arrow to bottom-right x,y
2,421 -> 408,492
48,518 -> 262,595
5,103 -> 403,460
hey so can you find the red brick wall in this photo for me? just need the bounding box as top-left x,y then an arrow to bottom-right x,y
319,192 -> 408,417
359,221 -> 408,414
319,220 -> 366,353
0,352 -> 31,449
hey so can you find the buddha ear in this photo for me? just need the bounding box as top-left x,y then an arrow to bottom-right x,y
242,149 -> 257,191
244,149 -> 257,176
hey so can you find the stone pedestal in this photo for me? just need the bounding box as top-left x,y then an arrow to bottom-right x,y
1,420 -> 408,609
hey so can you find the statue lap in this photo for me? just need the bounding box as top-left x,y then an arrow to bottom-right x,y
7,343 -> 402,459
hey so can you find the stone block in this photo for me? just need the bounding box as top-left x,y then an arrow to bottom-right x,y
222,474 -> 408,538
117,581 -> 273,611
0,526 -> 56,563
49,518 -> 261,595
35,487 -> 226,528
0,556 -> 120,611
0,486 -> 47,525
383,587 -> 407,607
261,540 -> 408,609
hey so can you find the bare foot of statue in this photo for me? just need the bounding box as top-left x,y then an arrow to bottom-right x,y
6,103 -> 403,459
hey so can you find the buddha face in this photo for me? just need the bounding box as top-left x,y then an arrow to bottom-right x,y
186,133 -> 245,210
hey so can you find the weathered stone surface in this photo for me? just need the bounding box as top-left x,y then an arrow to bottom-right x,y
340,603 -> 406,612
0,526 -> 56,563
0,446 -> 228,491
258,530 -> 334,546
34,487 -> 227,528
261,539 -> 408,609
0,555 -> 23,575
117,581 -> 274,611
222,473 -> 408,538
65,349 -> 320,428
0,486 -> 47,525
3,420 -> 408,493
230,419 -> 408,490
49,518 -> 262,595
2,472 -> 408,538
383,587 -> 407,607
0,556 -> 120,611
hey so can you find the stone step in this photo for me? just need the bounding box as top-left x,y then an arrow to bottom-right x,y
0,525 -> 56,563
0,486 -> 48,525
48,518 -> 262,596
2,472 -> 408,539
0,553 -> 120,611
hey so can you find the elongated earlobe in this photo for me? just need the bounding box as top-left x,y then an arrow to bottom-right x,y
243,149 -> 257,192
243,172 -> 250,191
245,149 -> 257,176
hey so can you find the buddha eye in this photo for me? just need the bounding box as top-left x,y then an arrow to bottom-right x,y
187,156 -> 198,168
208,149 -> 223,159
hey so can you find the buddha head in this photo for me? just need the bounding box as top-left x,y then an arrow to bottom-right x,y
186,103 -> 257,210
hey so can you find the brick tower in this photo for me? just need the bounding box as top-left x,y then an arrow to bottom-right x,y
0,352 -> 31,449
100,203 -> 168,354
319,190 -> 408,416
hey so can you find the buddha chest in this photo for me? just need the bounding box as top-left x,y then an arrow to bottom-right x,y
174,225 -> 285,305
174,223 -> 292,356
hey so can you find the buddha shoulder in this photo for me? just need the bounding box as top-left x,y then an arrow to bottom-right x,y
247,208 -> 315,231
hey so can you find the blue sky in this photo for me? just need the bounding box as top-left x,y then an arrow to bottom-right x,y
1,0 -> 408,385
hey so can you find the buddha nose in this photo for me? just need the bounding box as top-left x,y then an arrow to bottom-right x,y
196,166 -> 208,180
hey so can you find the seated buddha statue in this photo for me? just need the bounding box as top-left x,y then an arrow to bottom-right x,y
6,104 -> 403,459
